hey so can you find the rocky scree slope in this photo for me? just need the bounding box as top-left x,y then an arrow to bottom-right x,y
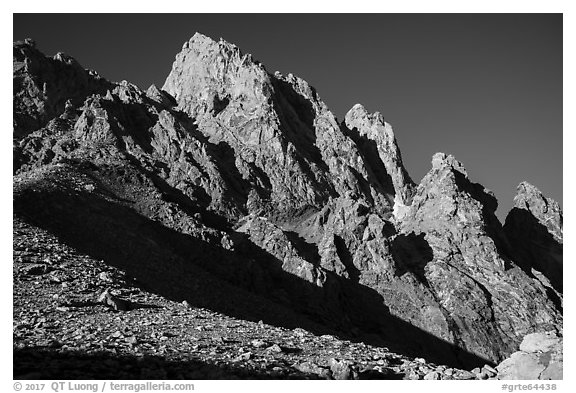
13,216 -> 495,380
13,33 -> 562,373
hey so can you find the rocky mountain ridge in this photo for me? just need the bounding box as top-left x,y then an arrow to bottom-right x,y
13,33 -> 563,377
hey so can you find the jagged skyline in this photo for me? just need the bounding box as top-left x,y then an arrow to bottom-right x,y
13,13 -> 562,220
12,12 -> 564,378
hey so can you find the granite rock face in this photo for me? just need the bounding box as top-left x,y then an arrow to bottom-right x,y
162,33 -> 401,218
13,34 -> 562,371
504,182 -> 563,294
344,103 -> 415,215
398,153 -> 561,363
13,39 -> 113,139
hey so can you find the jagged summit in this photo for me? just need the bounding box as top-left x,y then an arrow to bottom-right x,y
182,32 -> 254,64
163,32 -> 268,118
12,33 -> 562,375
185,32 -> 241,51
186,31 -> 218,47
346,103 -> 386,127
503,181 -> 563,294
160,33 -> 417,218
511,181 -> 563,242
13,39 -> 113,139
431,152 -> 468,174
344,103 -> 415,206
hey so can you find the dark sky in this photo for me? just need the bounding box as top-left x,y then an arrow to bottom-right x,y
13,14 -> 562,220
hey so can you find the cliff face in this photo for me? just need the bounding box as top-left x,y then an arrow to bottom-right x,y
398,154 -> 560,362
13,34 -> 562,370
161,33 -> 416,219
503,182 -> 563,295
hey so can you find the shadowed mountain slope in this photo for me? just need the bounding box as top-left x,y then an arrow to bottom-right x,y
13,33 -> 562,371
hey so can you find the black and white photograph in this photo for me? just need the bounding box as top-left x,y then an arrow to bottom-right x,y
9,6 -> 568,389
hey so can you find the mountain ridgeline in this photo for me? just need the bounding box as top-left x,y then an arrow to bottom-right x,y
13,33 -> 563,369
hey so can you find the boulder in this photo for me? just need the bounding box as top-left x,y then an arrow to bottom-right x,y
496,331 -> 562,380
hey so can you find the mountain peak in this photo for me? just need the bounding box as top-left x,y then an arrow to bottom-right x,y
514,181 -> 559,212
183,32 -> 241,55
344,103 -> 414,206
162,33 -> 269,120
512,181 -> 562,238
503,181 -> 563,293
431,152 -> 468,175
12,34 -> 562,373
346,103 -> 385,126
190,31 -> 214,44
13,41 -> 113,139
